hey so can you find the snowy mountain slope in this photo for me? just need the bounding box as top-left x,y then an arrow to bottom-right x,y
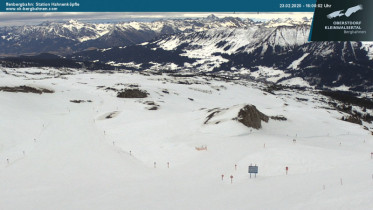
155,24 -> 310,57
71,25 -> 310,72
262,17 -> 312,28
0,67 -> 372,209
282,41 -> 373,91
150,25 -> 372,92
69,22 -> 373,91
156,26 -> 266,53
217,41 -> 373,91
0,15 -> 255,56
2,15 -> 372,92
362,42 -> 373,60
0,20 -> 112,55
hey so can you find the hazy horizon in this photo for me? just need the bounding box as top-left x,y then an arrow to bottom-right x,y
0,12 -> 313,26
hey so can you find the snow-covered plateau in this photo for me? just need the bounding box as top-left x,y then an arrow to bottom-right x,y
0,67 -> 372,210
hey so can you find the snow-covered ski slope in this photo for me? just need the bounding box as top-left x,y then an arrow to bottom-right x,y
0,68 -> 372,210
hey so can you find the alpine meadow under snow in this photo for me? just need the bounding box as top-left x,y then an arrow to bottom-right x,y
0,67 -> 372,210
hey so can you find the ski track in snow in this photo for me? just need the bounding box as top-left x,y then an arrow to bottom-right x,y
0,67 -> 372,210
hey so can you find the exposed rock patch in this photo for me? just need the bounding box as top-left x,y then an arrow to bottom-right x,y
237,105 -> 269,129
204,105 -> 271,129
148,106 -> 159,110
98,111 -> 120,120
341,115 -> 362,125
204,109 -> 221,124
105,87 -> 117,91
144,101 -> 156,106
117,88 -> 148,98
0,85 -> 54,94
296,97 -> 308,102
106,112 -> 119,119
270,115 -> 287,121
143,101 -> 160,110
70,100 -> 92,103
127,84 -> 139,88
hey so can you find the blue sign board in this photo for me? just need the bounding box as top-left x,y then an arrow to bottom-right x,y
249,166 -> 258,174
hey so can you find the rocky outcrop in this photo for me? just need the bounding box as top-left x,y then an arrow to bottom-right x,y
204,104 -> 278,129
117,88 -> 148,98
0,85 -> 54,94
342,115 -> 362,125
237,105 -> 269,129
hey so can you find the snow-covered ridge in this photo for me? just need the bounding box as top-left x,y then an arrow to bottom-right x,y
156,24 -> 310,60
0,16 -> 312,56
262,17 -> 312,28
0,16 -> 257,43
150,24 -> 310,73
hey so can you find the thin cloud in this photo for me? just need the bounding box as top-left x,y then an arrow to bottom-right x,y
0,12 -> 313,26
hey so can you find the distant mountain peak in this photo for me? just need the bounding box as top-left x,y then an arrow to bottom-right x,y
67,19 -> 80,24
206,14 -> 219,20
38,21 -> 54,26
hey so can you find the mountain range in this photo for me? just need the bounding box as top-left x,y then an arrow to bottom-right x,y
1,15 -> 372,92
70,22 -> 373,91
0,15 -> 264,56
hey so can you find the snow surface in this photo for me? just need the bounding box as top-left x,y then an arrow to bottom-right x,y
154,25 -> 310,72
263,18 -> 312,28
0,67 -> 372,210
250,66 -> 291,83
279,77 -> 312,87
361,42 -> 373,60
288,53 -> 310,70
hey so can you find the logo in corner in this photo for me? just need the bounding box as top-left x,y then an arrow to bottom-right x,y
327,4 -> 363,19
